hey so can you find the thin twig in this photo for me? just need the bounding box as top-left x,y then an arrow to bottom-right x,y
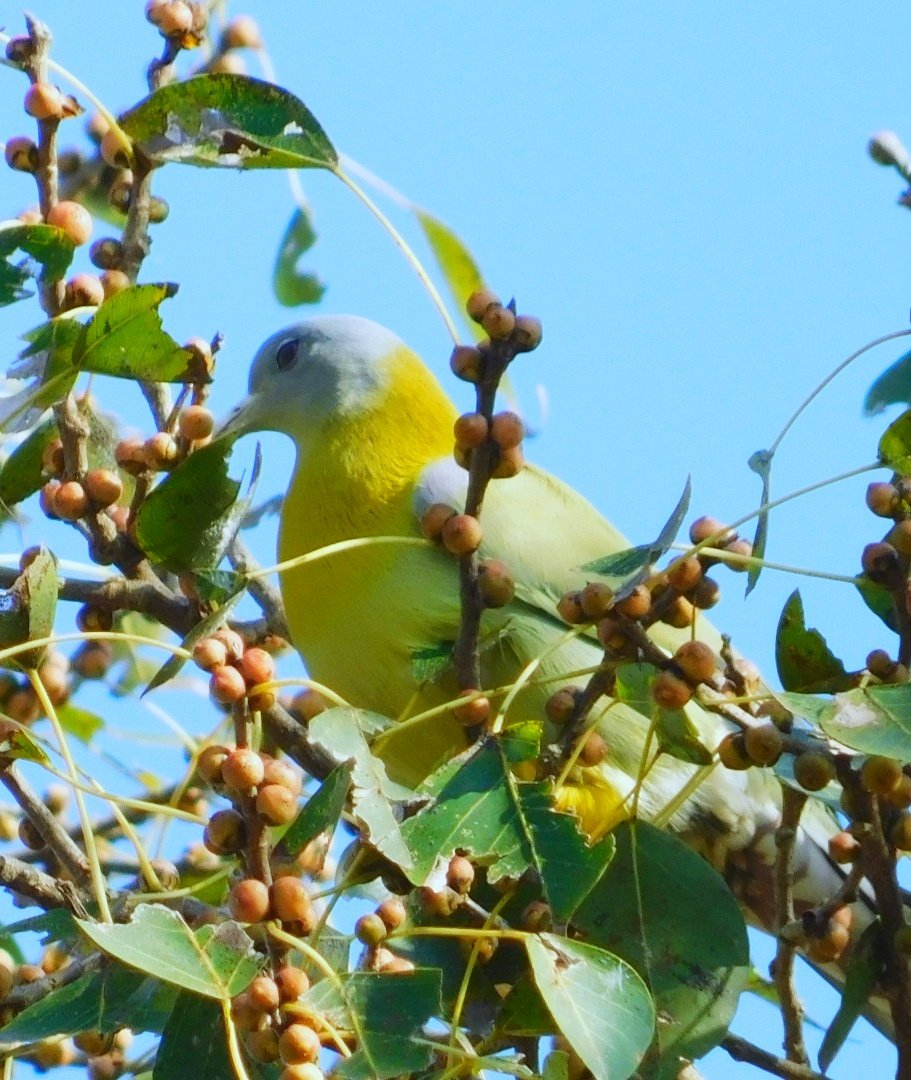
773,785 -> 809,1065
0,853 -> 85,912
721,1034 -> 829,1080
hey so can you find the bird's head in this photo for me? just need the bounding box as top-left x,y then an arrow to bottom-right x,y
217,314 -> 417,442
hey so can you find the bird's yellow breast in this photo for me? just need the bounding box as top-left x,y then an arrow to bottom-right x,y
278,345 -> 460,737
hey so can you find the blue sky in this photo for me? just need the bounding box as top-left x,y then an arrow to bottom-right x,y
3,2 -> 911,1076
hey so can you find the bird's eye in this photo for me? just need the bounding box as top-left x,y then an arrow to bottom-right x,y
275,337 -> 300,371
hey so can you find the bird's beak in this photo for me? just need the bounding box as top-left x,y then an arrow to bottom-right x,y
214,395 -> 255,442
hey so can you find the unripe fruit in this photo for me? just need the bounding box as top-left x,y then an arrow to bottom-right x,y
869,130 -> 909,167
490,411 -> 524,450
115,438 -> 147,476
209,665 -> 247,705
513,314 -> 543,351
52,480 -> 89,520
193,638 -> 228,673
545,687 -> 578,725
178,405 -> 215,441
213,627 -> 245,663
452,690 -> 490,727
279,1023 -> 321,1065
614,584 -> 652,619
197,743 -> 230,783
256,783 -> 298,825
71,640 -> 113,679
661,596 -> 695,630
441,514 -> 482,555
83,468 -> 122,508
521,900 -> 552,932
223,14 -> 263,49
717,733 -> 751,771
144,432 -> 179,470
579,730 -> 608,766
146,0 -> 169,23
673,641 -> 717,684
890,519 -> 911,557
490,444 -> 524,479
667,556 -> 703,594
229,878 -> 271,923
157,1 -> 194,35
860,754 -> 904,796
149,197 -> 170,224
482,303 -> 516,340
742,723 -> 784,767
63,273 -> 105,310
24,83 -> 64,121
76,605 -> 113,633
466,288 -> 500,323
18,817 -> 45,850
288,688 -> 328,723
690,576 -> 721,610
447,855 -> 475,894
89,237 -> 124,271
4,136 -> 38,172
222,748 -> 265,791
280,1065 -> 324,1080
721,538 -> 752,571
270,876 -> 313,923
203,808 -> 246,855
453,412 -> 488,450
891,813 -> 911,851
248,974 -> 280,1012
39,480 -> 60,518
808,920 -> 850,963
245,1027 -> 280,1064
450,345 -> 482,382
376,896 -> 407,931
100,269 -> 130,297
579,581 -> 614,620
652,670 -> 693,710
866,649 -> 895,679
689,516 -> 731,545
275,965 -> 309,1003
793,750 -> 836,792
99,129 -> 131,169
886,774 -> 911,810
355,912 -> 388,945
862,541 -> 902,587
420,502 -> 457,541
237,647 -> 276,689
478,558 -> 515,607
74,1030 -> 111,1057
867,481 -> 898,518
556,591 -> 585,624
828,830 -> 860,864
210,52 -> 247,74
46,201 -> 92,246
263,758 -> 302,795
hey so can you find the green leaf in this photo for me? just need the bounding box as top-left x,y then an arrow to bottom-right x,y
135,441 -> 259,574
401,739 -> 614,920
498,974 -> 558,1037
0,726 -> 50,766
526,933 -> 654,1080
574,821 -> 749,1077
582,477 -> 690,586
277,762 -> 352,858
615,663 -> 712,765
819,684 -> 911,759
0,416 -> 56,514
543,1050 -> 571,1080
818,922 -> 885,1072
72,284 -> 194,382
746,448 -> 772,594
775,590 -> 852,693
56,703 -> 104,744
416,210 -> 485,339
0,548 -> 57,670
309,708 -> 414,871
76,904 -> 262,1000
11,317 -> 85,419
410,642 -> 453,683
306,969 -> 442,1079
154,993 -> 232,1080
0,223 -> 76,304
0,965 -> 177,1048
119,74 -> 337,170
878,408 -> 911,473
273,207 -> 325,306
2,908 -> 75,942
865,348 -> 911,415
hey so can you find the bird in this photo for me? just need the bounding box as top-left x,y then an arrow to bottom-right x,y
218,313 -> 850,929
